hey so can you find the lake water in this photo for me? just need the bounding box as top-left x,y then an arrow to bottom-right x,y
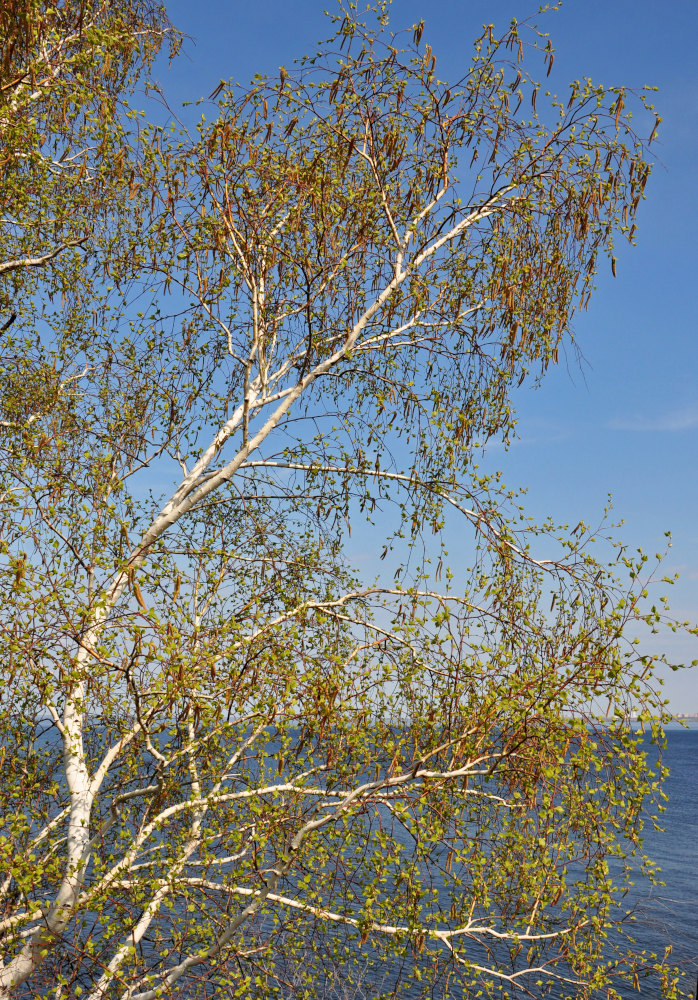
363,726 -> 698,1000
12,724 -> 698,998
266,726 -> 698,1000
622,726 -> 698,998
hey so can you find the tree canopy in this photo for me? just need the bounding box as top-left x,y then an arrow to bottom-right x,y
0,3 -> 690,999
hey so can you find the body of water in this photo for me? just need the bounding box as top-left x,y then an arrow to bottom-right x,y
623,726 -> 698,996
268,726 -> 698,1000
9,724 -> 698,999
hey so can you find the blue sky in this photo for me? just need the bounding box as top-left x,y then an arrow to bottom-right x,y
158,0 -> 697,712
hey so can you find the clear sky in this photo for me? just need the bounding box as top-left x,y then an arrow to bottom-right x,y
158,0 -> 697,712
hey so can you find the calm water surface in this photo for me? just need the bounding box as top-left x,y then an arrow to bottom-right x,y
362,726 -> 698,1000
628,727 -> 698,992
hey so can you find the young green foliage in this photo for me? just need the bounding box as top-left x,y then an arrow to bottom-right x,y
0,4 -> 689,1000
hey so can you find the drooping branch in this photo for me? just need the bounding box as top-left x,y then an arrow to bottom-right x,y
0,238 -> 88,276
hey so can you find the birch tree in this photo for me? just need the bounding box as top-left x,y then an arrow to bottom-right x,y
0,4 -> 688,999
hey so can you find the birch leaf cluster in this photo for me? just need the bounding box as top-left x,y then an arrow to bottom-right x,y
0,4 -> 689,999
